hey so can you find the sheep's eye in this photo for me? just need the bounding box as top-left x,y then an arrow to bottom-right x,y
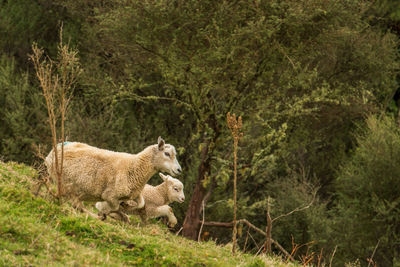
174,187 -> 179,192
164,152 -> 170,157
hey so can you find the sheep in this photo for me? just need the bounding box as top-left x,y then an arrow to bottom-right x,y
45,137 -> 182,220
96,173 -> 185,227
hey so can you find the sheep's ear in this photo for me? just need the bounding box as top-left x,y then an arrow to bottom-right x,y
158,136 -> 165,151
159,172 -> 168,182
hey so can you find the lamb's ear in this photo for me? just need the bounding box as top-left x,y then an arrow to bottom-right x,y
158,136 -> 165,151
159,173 -> 168,182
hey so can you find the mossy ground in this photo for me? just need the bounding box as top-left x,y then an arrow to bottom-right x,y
0,161 -> 296,266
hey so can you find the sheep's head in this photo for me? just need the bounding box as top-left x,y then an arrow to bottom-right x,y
153,136 -> 182,176
159,173 -> 185,203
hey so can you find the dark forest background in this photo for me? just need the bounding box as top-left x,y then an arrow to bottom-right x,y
1,0 -> 400,265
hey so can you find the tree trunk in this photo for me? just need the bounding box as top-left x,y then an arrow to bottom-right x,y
182,138 -> 211,240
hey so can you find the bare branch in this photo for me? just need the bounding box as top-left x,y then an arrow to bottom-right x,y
203,219 -> 295,261
329,245 -> 337,267
198,200 -> 206,242
117,91 -> 194,111
263,197 -> 272,254
175,227 -> 183,236
367,239 -> 380,267
272,189 -> 317,223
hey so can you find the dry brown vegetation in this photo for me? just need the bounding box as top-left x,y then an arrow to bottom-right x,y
29,27 -> 81,198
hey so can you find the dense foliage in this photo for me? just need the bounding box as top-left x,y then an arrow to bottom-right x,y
332,117 -> 400,266
1,0 -> 400,265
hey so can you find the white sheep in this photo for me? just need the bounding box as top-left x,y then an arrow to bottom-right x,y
96,173 -> 185,227
45,137 -> 182,220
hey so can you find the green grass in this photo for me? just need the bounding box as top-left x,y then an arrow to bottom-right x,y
0,161 -> 295,266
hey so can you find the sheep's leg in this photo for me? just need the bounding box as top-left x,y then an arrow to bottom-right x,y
108,212 -> 123,220
96,200 -> 119,220
112,210 -> 130,223
81,207 -> 99,219
71,195 -> 88,212
154,205 -> 177,228
100,185 -> 130,217
140,214 -> 149,225
72,197 -> 97,218
96,201 -> 130,222
109,211 -> 130,223
98,193 -> 121,220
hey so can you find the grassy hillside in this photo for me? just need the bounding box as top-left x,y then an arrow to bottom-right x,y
0,161 -> 295,266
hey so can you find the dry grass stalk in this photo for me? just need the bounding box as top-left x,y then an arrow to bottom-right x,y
287,236 -> 315,263
226,112 -> 243,255
29,26 -> 81,199
300,243 -> 315,266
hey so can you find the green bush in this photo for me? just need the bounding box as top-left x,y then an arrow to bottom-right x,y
330,116 -> 400,266
0,56 -> 48,163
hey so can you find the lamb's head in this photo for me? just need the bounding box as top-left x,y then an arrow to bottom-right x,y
153,136 -> 182,176
159,173 -> 185,203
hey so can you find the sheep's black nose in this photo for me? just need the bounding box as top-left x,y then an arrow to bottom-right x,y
177,167 -> 182,174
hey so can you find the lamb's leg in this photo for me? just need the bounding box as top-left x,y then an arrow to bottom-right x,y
137,194 -> 145,209
154,205 -> 177,228
123,194 -> 145,210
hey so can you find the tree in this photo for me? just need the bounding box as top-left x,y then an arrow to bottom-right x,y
0,1 -> 399,263
88,0 -> 399,242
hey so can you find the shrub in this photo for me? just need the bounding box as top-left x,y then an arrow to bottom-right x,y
331,116 -> 400,266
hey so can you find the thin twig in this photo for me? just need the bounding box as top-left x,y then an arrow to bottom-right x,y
255,244 -> 264,256
198,200 -> 205,242
317,248 -> 323,267
29,216 -> 57,249
264,197 -> 272,254
203,219 -> 295,261
243,226 -> 250,252
367,239 -> 380,267
272,190 -> 317,223
248,230 -> 260,251
175,227 -> 183,236
199,175 -> 216,214
329,246 -> 337,267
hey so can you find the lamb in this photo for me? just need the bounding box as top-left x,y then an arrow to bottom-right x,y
96,173 -> 185,227
45,137 -> 182,219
